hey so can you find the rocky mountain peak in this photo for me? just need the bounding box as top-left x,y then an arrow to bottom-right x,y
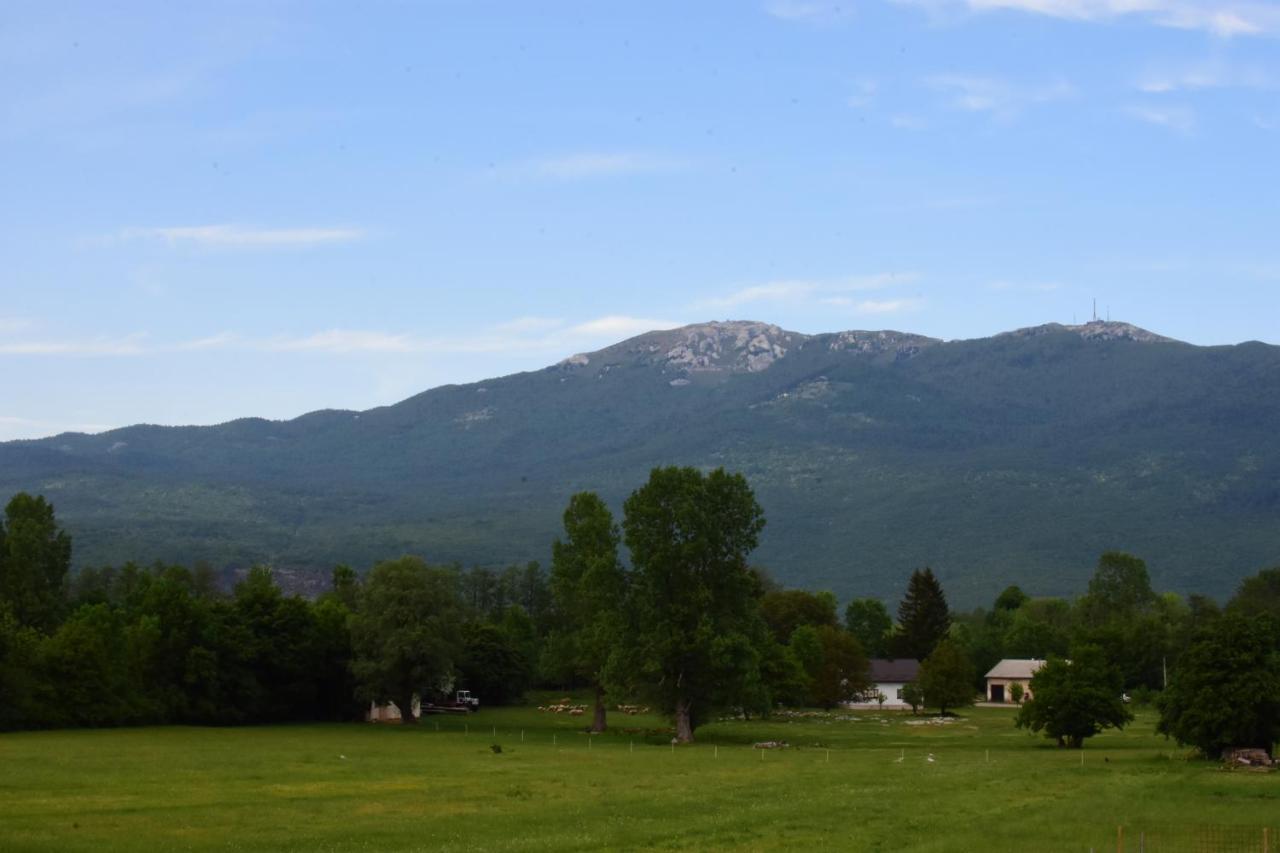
1004,320 -> 1177,344
660,321 -> 800,373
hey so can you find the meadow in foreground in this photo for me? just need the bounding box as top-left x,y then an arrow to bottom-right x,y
1,701 -> 1275,852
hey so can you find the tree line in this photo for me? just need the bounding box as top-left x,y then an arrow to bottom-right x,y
2,472 -> 1278,756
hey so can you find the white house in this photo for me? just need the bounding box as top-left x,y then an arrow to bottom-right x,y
851,659 -> 921,708
984,659 -> 1046,703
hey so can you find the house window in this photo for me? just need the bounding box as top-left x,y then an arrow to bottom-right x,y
895,688 -> 903,700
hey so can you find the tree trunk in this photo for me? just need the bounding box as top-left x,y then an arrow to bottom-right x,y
398,694 -> 417,725
1069,735 -> 1083,749
674,697 -> 694,743
591,683 -> 607,733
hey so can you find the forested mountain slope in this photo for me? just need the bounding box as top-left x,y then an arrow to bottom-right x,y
3,319 -> 1277,606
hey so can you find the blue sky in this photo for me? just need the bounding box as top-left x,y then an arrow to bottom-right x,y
3,0 -> 1278,440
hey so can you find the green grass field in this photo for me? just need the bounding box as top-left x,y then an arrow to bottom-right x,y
1,698 -> 1275,852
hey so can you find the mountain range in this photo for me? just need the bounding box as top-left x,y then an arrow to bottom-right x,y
3,319 -> 1277,607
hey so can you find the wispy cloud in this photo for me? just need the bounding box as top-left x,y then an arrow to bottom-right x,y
928,74 -> 1075,119
527,152 -> 687,180
1125,103 -> 1196,132
0,335 -> 147,356
765,1 -> 855,22
697,273 -> 917,310
1135,61 -> 1275,92
0,317 -> 32,334
890,113 -> 931,130
897,0 -> 1280,36
986,280 -> 1062,292
111,224 -> 365,249
822,297 -> 926,314
0,415 -> 117,440
847,78 -> 880,108
0,316 -> 688,359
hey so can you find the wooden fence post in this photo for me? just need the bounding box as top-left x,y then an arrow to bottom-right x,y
1116,825 -> 1123,853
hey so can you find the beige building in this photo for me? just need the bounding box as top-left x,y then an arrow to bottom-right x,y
984,659 -> 1046,703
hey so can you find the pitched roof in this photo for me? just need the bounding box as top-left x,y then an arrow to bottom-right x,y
869,658 -> 920,683
985,659 -> 1046,680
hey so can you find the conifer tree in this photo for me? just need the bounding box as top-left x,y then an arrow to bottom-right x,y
894,568 -> 951,660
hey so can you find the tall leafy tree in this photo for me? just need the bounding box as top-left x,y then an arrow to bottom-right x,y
1157,615 -> 1280,758
620,466 -> 766,742
810,626 -> 871,708
546,492 -> 627,732
0,494 -> 72,632
1082,551 -> 1156,624
845,598 -> 892,657
1015,645 -> 1132,748
1227,567 -> 1280,620
918,638 -> 975,715
760,589 -> 837,644
894,568 -> 951,660
350,557 -> 462,724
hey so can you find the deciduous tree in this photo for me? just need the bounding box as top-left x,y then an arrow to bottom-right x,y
350,557 -> 461,724
1015,646 -> 1132,748
918,638 -> 974,715
0,494 -> 72,632
545,492 -> 627,731
620,467 -> 766,742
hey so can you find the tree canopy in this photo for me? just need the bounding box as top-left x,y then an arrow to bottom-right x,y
1157,615 -> 1280,758
0,493 -> 72,632
545,491 -> 627,732
618,466 -> 767,742
894,568 -> 951,660
1015,646 -> 1132,748
350,557 -> 462,724
844,598 -> 892,658
918,638 -> 974,715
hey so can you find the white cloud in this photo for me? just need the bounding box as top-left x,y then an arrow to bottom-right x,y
529,152 -> 686,180
0,415 -> 117,440
765,1 -> 855,22
698,273 -> 917,309
115,224 -> 365,249
1125,103 -> 1196,131
1135,61 -> 1275,92
0,335 -> 148,355
928,74 -> 1075,119
822,297 -> 926,314
847,78 -> 880,108
562,315 -> 682,338
0,317 -> 32,334
896,0 -> 1280,36
986,280 -> 1062,292
0,315 -> 692,361
890,113 -> 931,130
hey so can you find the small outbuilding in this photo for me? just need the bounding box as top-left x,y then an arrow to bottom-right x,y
984,659 -> 1046,703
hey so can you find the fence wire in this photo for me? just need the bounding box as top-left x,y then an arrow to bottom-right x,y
1082,825 -> 1276,853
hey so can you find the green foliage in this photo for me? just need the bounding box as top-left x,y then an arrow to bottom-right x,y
456,621 -> 530,706
809,626 -> 870,708
901,680 -> 924,714
546,492 -> 626,729
1015,646 -> 1133,748
760,589 -> 837,644
1226,567 -> 1280,620
894,568 -> 951,660
993,585 -> 1029,614
1009,681 -> 1024,704
0,493 -> 72,632
844,598 -> 892,657
918,638 -> 975,715
1082,551 -> 1156,625
618,466 -> 767,741
349,556 -> 463,724
1157,615 -> 1280,758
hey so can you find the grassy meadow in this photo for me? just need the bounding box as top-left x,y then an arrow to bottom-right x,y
1,697 -> 1276,852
